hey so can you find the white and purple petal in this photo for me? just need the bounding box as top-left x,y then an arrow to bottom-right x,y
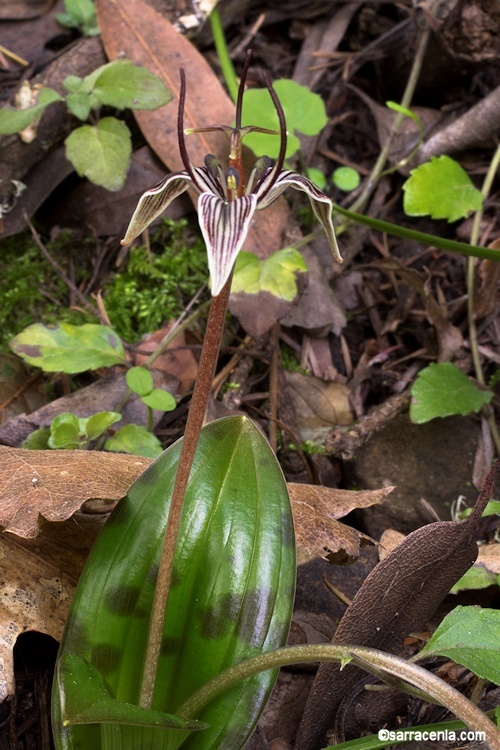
121,171 -> 194,246
199,193 -> 258,296
255,169 -> 343,264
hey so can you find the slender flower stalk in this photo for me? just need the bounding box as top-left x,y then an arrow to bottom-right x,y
125,50 -> 343,708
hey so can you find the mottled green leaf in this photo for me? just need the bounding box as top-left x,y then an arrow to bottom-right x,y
53,416 -> 295,750
418,606 -> 500,684
65,117 -> 131,191
10,322 -> 125,373
0,87 -> 62,135
410,362 -> 493,423
231,247 -> 307,301
105,424 -> 163,459
403,155 -> 483,222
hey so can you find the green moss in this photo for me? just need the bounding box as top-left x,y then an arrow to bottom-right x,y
0,230 -> 91,352
103,218 -> 208,342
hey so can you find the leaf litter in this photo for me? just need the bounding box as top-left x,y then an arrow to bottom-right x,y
1,0 -> 500,747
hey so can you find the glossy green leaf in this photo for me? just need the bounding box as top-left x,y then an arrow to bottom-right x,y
10,322 -> 125,373
241,80 -> 327,159
65,117 -> 131,191
141,389 -> 176,412
410,362 -> 493,423
126,366 -> 154,397
403,155 -> 483,222
0,87 -> 62,135
104,424 -> 163,459
53,416 -> 296,750
418,606 -> 500,684
231,248 -> 307,301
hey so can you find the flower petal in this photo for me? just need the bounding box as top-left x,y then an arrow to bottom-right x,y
121,171 -> 194,245
199,193 -> 258,296
256,170 -> 343,264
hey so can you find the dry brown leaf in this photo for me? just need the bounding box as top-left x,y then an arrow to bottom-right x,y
0,447 -> 150,538
95,0 -> 289,262
378,528 -> 405,560
284,371 -> 352,443
0,514 -> 104,700
476,542 -> 500,574
289,483 -> 393,563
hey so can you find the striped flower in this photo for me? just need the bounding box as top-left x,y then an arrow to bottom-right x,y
122,59 -> 342,297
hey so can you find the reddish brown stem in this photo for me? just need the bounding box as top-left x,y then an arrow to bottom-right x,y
139,273 -> 233,708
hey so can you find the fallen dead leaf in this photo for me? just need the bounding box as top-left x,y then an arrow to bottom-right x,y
0,447 -> 150,537
284,371 -> 353,443
289,484 -> 393,563
476,542 -> 500,574
378,528 -> 406,560
0,514 -> 105,701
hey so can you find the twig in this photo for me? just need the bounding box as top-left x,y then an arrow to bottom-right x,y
349,0 -> 443,214
467,142 -> 500,456
23,213 -> 102,321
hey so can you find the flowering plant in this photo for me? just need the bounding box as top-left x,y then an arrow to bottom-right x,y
122,54 -> 342,296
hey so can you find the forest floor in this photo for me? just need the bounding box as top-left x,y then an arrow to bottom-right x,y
0,0 -> 499,748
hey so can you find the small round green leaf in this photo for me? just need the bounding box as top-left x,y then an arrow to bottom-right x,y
105,424 -> 163,459
306,167 -> 326,190
332,166 -> 360,192
410,362 -> 493,423
64,117 -> 131,191
141,389 -> 176,412
403,155 -> 483,222
126,366 -> 154,397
